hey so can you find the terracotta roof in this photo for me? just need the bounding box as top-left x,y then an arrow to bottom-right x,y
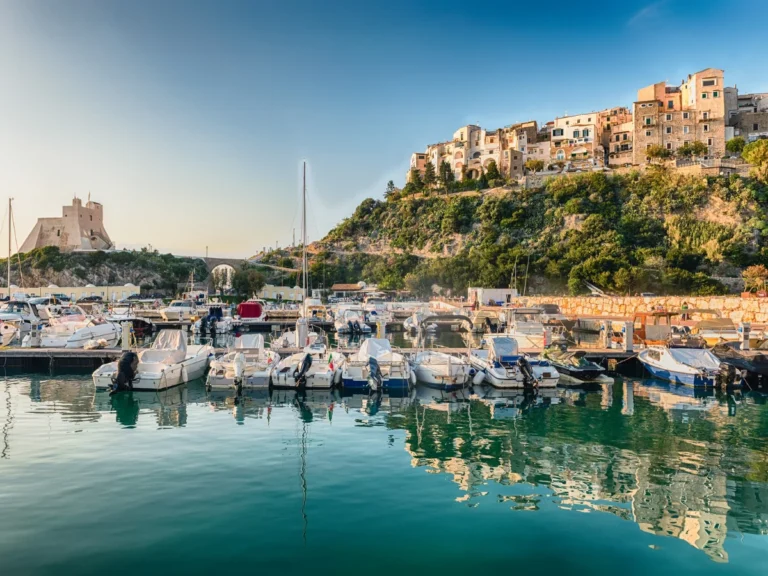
331,283 -> 362,291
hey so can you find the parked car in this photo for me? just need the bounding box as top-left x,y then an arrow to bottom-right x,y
77,295 -> 104,303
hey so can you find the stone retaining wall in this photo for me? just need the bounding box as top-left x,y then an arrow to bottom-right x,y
511,295 -> 768,324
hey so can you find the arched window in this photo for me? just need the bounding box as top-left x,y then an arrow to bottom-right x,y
454,151 -> 463,160
472,152 -> 481,159
556,150 -> 565,160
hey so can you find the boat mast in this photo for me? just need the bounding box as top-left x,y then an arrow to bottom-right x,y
7,198 -> 12,299
302,161 -> 308,314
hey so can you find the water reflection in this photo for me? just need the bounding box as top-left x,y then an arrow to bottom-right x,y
1,373 -> 767,564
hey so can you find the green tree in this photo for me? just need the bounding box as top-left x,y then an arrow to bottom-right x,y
646,145 -> 672,162
677,141 -> 708,159
743,139 -> 768,182
247,269 -> 266,296
485,159 -> 501,181
726,136 -> 746,155
384,180 -> 397,200
478,168 -> 489,190
525,159 -> 544,173
408,168 -> 424,190
743,264 -> 768,292
438,161 -> 455,191
423,161 -> 437,187
231,268 -> 252,298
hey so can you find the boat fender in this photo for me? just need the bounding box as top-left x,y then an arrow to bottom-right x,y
409,370 -> 417,386
472,369 -> 486,386
111,351 -> 139,394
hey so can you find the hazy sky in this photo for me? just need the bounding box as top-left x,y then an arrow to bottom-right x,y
2,0 -> 767,258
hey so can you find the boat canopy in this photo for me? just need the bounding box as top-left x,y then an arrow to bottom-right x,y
235,333 -> 265,349
488,337 -> 519,360
668,348 -> 720,371
237,300 -> 263,319
358,338 -> 392,359
696,318 -> 736,330
153,330 -> 187,352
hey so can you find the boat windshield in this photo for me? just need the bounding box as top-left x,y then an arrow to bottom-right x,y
0,302 -> 28,314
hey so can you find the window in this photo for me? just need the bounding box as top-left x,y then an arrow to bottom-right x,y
665,127 -> 672,134
666,143 -> 672,150
573,130 -> 580,138
683,112 -> 690,119
708,138 -> 713,146
556,150 -> 565,160
666,114 -> 672,121
89,215 -> 93,221
553,129 -> 563,137
683,126 -> 689,134
703,79 -> 716,86
754,123 -> 759,131
703,112 -> 709,120
615,135 -> 620,142
460,132 -> 464,139
703,124 -> 710,132
623,134 -> 628,141
702,92 -> 708,99
646,144 -> 652,149
684,140 -> 690,146
565,121 -> 569,125
645,130 -> 652,137
713,90 -> 720,98
582,129 -> 589,137
645,117 -> 652,125
57,229 -> 61,237
587,117 -> 592,122
615,145 -> 620,152
667,100 -> 674,109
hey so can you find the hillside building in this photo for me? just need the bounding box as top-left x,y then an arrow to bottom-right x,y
632,68 -> 729,164
20,196 -> 113,254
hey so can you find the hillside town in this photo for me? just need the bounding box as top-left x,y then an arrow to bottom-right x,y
407,67 -> 768,184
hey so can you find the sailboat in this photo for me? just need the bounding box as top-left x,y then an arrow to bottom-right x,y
273,162 -> 345,388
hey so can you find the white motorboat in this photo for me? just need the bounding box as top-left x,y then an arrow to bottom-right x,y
93,330 -> 214,391
272,333 -> 345,389
0,300 -> 41,345
411,350 -> 473,391
30,305 -> 120,349
403,312 -> 437,334
502,307 -> 547,349
159,300 -> 197,321
271,328 -> 320,349
540,342 -> 614,386
342,338 -> 415,391
206,334 -> 280,391
105,303 -> 155,337
193,304 -> 233,335
469,336 -> 559,388
334,307 -> 371,334
235,299 -> 268,326
301,298 -> 329,323
637,345 -> 723,387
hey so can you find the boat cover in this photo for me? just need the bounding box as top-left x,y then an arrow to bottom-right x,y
488,337 -> 519,361
235,334 -> 264,349
668,348 -> 720,370
358,338 -> 392,360
237,301 -> 263,319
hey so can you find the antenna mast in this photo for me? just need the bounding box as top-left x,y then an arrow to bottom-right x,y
7,198 -> 12,298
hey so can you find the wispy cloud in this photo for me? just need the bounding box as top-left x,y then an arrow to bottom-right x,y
627,1 -> 666,27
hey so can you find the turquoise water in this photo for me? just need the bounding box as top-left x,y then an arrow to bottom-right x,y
1,374 -> 767,575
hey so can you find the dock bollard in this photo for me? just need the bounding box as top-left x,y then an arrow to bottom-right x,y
739,322 -> 751,351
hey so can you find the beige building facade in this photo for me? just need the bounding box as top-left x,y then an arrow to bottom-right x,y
20,197 -> 113,254
633,68 -> 727,164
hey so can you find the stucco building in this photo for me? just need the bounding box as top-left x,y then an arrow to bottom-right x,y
632,68 -> 728,164
20,196 -> 113,254
550,112 -> 604,164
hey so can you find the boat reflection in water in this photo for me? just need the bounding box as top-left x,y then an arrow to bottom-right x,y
394,380 -> 768,563
4,374 -> 768,565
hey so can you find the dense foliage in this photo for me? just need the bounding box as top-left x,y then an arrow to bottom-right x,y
320,169 -> 768,296
4,246 -> 210,292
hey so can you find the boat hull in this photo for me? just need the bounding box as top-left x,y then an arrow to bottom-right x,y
639,360 -> 716,387
93,352 -> 211,391
342,376 -> 410,390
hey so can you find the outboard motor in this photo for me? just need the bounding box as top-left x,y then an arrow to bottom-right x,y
233,352 -> 246,394
717,363 -> 737,389
293,353 -> 313,387
199,316 -> 209,336
209,315 -> 218,335
110,351 -> 139,394
517,356 -> 538,389
368,357 -> 384,391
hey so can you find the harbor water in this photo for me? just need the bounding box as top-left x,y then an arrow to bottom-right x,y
1,368 -> 767,574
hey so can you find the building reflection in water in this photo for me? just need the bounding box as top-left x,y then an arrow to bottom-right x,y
395,382 -> 768,563
3,374 -> 767,563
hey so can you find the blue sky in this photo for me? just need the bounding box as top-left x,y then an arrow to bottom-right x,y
2,0 -> 767,257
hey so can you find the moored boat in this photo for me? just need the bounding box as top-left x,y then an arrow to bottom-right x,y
411,350 -> 473,391
469,335 -> 559,388
342,338 -> 414,391
540,341 -> 613,386
637,345 -> 724,387
206,334 -> 280,391
93,329 -> 214,391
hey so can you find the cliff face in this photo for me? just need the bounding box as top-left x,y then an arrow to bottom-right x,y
315,170 -> 768,296
2,247 -> 209,292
